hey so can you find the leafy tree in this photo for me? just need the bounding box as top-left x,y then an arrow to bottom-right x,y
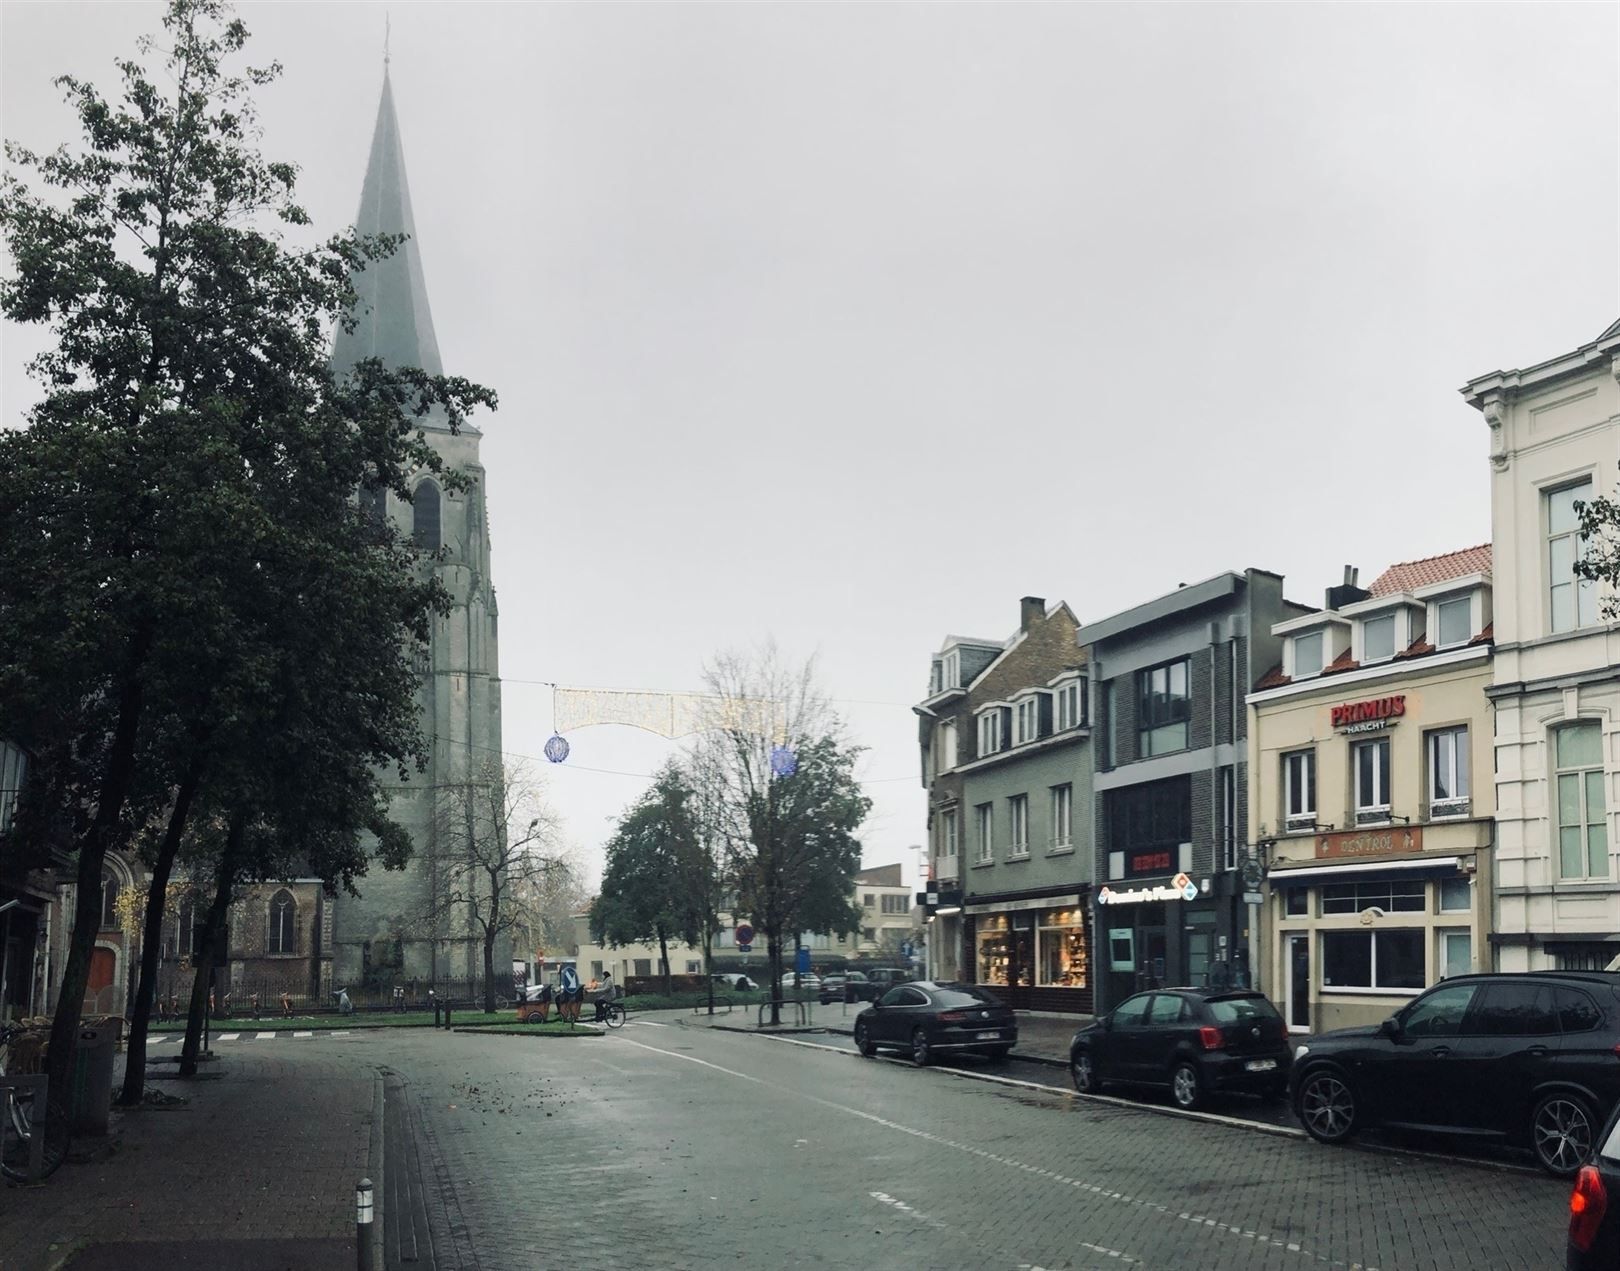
691,647 -> 869,1023
1575,477 -> 1620,619
0,0 -> 493,1099
429,759 -> 562,1013
591,764 -> 709,995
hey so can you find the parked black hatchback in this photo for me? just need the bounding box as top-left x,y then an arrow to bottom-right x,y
1291,971 -> 1620,1177
1068,988 -> 1292,1110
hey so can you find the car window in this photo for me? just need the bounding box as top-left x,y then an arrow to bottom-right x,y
1401,983 -> 1477,1037
931,986 -> 1002,1009
1465,983 -> 1557,1036
1556,987 -> 1604,1033
878,987 -> 911,1007
1147,994 -> 1186,1025
1206,996 -> 1281,1024
847,972 -> 868,982
1111,994 -> 1152,1028
901,987 -> 931,1006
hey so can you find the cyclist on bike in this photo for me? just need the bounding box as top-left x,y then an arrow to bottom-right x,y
592,971 -> 616,1023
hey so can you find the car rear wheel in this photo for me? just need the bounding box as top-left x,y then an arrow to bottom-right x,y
1071,1050 -> 1102,1095
1532,1093 -> 1595,1177
1170,1061 -> 1203,1111
1296,1069 -> 1358,1144
854,1020 -> 876,1058
910,1028 -> 932,1067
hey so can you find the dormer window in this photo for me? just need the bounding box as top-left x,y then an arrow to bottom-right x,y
1294,631 -> 1324,678
978,707 -> 1009,756
1013,696 -> 1045,746
1362,613 -> 1396,662
942,650 -> 960,690
1434,595 -> 1472,648
1053,678 -> 1086,731
929,661 -> 943,696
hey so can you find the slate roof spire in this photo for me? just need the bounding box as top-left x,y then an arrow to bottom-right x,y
331,68 -> 444,378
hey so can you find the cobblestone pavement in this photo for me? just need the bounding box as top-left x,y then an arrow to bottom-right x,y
360,1019 -> 1570,1271
0,1039 -> 373,1271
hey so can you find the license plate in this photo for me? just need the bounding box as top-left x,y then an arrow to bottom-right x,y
1245,1058 -> 1277,1072
976,1031 -> 1001,1040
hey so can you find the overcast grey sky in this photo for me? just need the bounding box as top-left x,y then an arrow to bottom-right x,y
4,2 -> 1618,891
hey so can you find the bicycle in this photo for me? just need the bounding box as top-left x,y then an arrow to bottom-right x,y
0,1024 -> 71,1183
595,999 -> 626,1030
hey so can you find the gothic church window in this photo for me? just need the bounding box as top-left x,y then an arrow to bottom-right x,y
412,479 -> 441,550
269,889 -> 297,954
101,872 -> 121,930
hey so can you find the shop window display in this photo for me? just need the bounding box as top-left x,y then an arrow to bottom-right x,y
1037,909 -> 1088,987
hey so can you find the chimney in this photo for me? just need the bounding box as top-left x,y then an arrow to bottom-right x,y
1324,565 -> 1370,612
1020,596 -> 1046,631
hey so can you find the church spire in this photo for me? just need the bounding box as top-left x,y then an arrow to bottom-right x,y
331,68 -> 444,377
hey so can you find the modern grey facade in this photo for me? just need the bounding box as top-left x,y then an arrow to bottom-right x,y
1083,570 -> 1307,1012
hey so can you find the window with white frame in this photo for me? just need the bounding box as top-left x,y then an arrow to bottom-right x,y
1555,721 -> 1608,880
1362,613 -> 1396,662
975,803 -> 994,864
1055,679 -> 1085,731
1438,876 -> 1471,913
1050,784 -> 1072,849
1353,737 -> 1391,823
1548,481 -> 1597,634
1434,595 -> 1472,649
1014,696 -> 1042,746
941,808 -> 958,858
1008,794 -> 1030,857
1294,631 -> 1324,678
1321,928 -> 1425,992
1283,750 -> 1316,832
978,708 -> 1006,756
1427,727 -> 1470,818
938,719 -> 957,772
942,649 -> 961,691
1439,929 -> 1471,980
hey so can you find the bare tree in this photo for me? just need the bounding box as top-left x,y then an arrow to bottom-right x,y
430,758 -> 563,1012
509,844 -> 591,964
690,644 -> 868,1024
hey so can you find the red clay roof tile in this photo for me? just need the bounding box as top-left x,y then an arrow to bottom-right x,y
1368,545 -> 1492,597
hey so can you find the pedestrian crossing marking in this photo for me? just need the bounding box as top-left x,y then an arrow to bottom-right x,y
255,1031 -> 275,1039
294,1031 -> 313,1038
218,1033 -> 240,1041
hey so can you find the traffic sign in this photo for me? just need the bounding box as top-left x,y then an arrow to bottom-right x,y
735,922 -> 754,951
796,946 -> 811,974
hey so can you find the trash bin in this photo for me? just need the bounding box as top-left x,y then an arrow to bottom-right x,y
69,1023 -> 116,1135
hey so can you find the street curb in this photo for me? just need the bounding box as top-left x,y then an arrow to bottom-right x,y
448,1026 -> 600,1038
675,1019 -> 829,1037
369,1069 -> 385,1271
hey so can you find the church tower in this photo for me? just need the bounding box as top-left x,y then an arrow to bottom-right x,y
329,69 -> 506,990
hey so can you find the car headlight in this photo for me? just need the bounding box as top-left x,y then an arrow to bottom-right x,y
1294,1044 -> 1310,1060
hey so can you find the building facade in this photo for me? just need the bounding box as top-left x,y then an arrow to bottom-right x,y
1463,318 -> 1620,971
919,597 -> 1094,1012
1249,549 -> 1495,1033
1084,570 -> 1303,1012
852,864 -> 915,954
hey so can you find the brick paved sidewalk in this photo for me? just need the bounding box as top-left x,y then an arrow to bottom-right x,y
0,1046 -> 374,1271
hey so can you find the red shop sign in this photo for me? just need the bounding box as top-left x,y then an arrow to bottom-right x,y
1331,695 -> 1405,732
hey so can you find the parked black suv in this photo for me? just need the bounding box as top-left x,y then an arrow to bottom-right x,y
1068,987 -> 1293,1110
1291,971 -> 1620,1176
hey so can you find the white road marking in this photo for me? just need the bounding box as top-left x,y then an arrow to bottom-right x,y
868,1190 -> 949,1232
294,1031 -> 313,1038
630,1020 -> 669,1027
759,1034 -> 1307,1140
330,1030 -> 350,1037
217,1033 -> 239,1041
624,1035 -> 1359,1269
255,1031 -> 276,1040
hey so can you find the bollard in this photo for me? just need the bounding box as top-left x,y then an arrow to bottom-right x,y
433,1000 -> 440,1028
355,1177 -> 374,1270
444,1001 -> 452,1029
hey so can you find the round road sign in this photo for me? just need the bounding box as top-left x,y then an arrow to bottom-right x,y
735,922 -> 754,948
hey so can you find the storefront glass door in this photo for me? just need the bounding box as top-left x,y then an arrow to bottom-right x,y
1286,933 -> 1310,1031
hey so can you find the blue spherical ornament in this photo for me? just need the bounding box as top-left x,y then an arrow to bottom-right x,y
544,734 -> 570,764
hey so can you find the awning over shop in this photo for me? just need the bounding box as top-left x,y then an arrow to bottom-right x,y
1267,855 -> 1461,884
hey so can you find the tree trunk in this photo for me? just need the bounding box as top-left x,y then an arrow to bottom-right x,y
45,628 -> 151,1101
766,929 -> 782,1026
482,924 -> 497,1014
119,766 -> 201,1105
179,815 -> 240,1077
657,924 -> 671,995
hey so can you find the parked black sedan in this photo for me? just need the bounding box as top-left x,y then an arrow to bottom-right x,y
1291,971 -> 1620,1177
854,982 -> 1017,1065
1569,1100 -> 1620,1269
820,971 -> 878,1005
1068,988 -> 1292,1110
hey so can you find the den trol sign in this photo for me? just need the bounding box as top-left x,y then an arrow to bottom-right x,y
1332,694 -> 1405,735
1315,826 -> 1423,860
